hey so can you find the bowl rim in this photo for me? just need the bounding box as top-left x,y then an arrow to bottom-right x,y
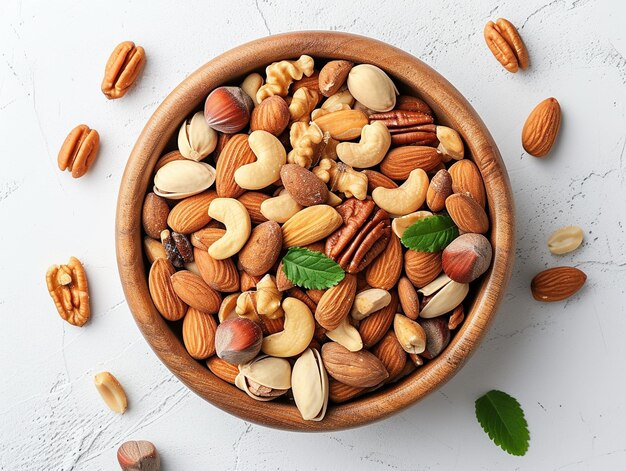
116,31 -> 515,431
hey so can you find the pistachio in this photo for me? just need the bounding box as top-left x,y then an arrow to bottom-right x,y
420,279 -> 469,319
347,64 -> 398,112
417,273 -> 452,297
177,111 -> 218,161
325,315 -> 363,352
292,348 -> 329,421
547,226 -> 584,255
153,160 -> 216,200
235,355 -> 291,401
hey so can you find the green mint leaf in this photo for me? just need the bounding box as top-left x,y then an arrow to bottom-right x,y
475,390 -> 530,456
400,214 -> 458,252
281,247 -> 345,290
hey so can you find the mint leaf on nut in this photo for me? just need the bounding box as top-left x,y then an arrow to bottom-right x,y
282,247 -> 345,290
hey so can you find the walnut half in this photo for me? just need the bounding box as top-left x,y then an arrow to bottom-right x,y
46,256 -> 90,326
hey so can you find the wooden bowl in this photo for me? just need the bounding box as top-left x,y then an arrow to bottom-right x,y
116,31 -> 515,431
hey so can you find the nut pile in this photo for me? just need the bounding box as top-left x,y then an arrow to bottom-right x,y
142,55 -> 493,421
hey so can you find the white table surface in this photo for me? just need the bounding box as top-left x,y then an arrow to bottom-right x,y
1,0 -> 625,469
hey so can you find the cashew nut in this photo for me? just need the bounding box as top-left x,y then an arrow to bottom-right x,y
391,210 -> 433,238
260,190 -> 303,223
240,72 -> 264,105
336,121 -> 391,168
261,297 -> 315,357
325,315 -> 363,352
350,288 -> 391,321
207,198 -> 251,260
234,130 -> 286,190
372,168 -> 429,217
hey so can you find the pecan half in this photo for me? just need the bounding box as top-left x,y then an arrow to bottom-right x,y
325,198 -> 391,274
46,256 -> 90,326
395,95 -> 433,115
370,111 -> 437,147
101,41 -> 146,99
57,125 -> 100,178
369,110 -> 433,128
161,230 -> 193,268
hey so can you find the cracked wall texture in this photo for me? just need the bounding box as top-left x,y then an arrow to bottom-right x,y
0,0 -> 625,469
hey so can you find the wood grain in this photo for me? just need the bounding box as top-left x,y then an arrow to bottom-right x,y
116,31 -> 515,431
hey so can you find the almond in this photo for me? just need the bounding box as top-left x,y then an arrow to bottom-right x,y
292,71 -> 321,94
319,60 -> 353,97
171,270 -> 221,314
194,246 -> 240,293
404,250 -> 442,288
372,331 -> 407,382
154,150 -> 185,173
426,169 -> 452,212
239,270 -> 262,292
215,134 -> 256,198
286,287 -> 318,313
445,193 -> 489,234
142,193 -> 170,239
365,233 -> 402,290
362,169 -> 398,193
328,378 -> 366,403
182,307 -> 217,359
282,205 -> 343,248
237,191 -> 270,225
206,356 -> 239,384
167,190 -> 217,234
448,160 -> 486,208
315,274 -> 357,330
448,305 -> 465,330
275,261 -> 294,292
321,342 -> 389,388
313,109 -> 369,141
148,258 -> 187,321
238,221 -> 283,276
380,146 -> 441,180
398,276 -> 419,320
522,97 -> 561,157
531,266 -> 586,302
250,95 -> 290,136
359,290 -> 398,348
280,164 -> 329,207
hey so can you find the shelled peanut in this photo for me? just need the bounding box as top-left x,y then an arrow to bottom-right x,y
142,55 -> 493,422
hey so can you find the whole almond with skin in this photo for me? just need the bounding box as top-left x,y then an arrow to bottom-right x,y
238,221 -> 283,276
57,124 -> 100,178
194,246 -> 239,292
250,95 -> 290,136
365,233 -> 403,290
380,146 -> 441,180
531,266 -> 586,302
319,60 -> 353,97
398,276 -> 419,320
167,190 -> 217,234
148,258 -> 187,321
484,19 -> 528,73
405,250 -> 442,288
282,205 -> 343,248
321,342 -> 389,388
448,160 -> 486,208
275,261 -> 294,292
280,164 -> 329,207
442,233 -> 493,283
445,193 -> 490,234
427,169 -> 452,212
101,41 -> 145,99
155,150 -> 185,173
239,270 -> 262,292
182,307 -> 217,359
306,289 -> 325,304
372,331 -> 407,383
206,356 -> 239,384
359,290 -> 398,348
171,270 -> 221,314
328,378 -> 366,403
142,193 -> 170,239
315,274 -> 357,330
362,169 -> 398,193
213,133 -> 232,163
237,192 -> 270,224
215,134 -> 256,198
522,97 -> 561,157
287,287 -> 318,313
292,70 -> 321,94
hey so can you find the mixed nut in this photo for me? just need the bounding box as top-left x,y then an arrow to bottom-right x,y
142,55 -> 495,421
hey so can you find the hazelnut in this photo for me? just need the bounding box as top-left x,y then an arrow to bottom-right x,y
442,233 -> 493,283
117,440 -> 160,471
215,317 -> 263,365
250,96 -> 290,136
204,86 -> 253,134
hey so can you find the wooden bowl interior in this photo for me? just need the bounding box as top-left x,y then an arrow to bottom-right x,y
116,31 -> 514,431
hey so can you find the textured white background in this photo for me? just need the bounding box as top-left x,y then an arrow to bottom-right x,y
1,0 -> 625,469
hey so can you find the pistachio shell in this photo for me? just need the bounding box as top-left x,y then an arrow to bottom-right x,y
420,280 -> 469,318
153,160 -> 216,200
238,355 -> 291,389
347,64 -> 398,112
292,348 -> 329,421
325,315 -> 363,352
177,112 -> 218,161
